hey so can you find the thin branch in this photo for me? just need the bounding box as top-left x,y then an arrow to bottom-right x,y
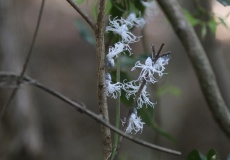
66,0 -> 96,31
0,72 -> 181,156
157,0 -> 230,139
0,0 -> 45,119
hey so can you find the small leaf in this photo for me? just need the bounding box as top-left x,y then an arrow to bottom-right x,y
187,150 -> 206,160
75,0 -> 84,4
92,0 -> 99,20
75,19 -> 95,46
217,0 -> 230,6
207,18 -> 218,33
105,0 -> 112,15
183,10 -> 200,26
207,149 -> 219,160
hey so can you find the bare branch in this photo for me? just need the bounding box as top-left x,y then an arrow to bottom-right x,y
0,0 -> 46,119
157,0 -> 230,139
66,0 -> 96,31
0,72 -> 181,156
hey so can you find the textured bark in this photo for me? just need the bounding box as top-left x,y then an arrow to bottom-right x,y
157,0 -> 230,139
95,0 -> 112,159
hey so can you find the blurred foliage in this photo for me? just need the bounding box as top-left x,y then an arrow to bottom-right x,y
183,0 -> 229,38
156,85 -> 181,97
75,19 -> 95,46
217,0 -> 230,6
187,149 -> 220,160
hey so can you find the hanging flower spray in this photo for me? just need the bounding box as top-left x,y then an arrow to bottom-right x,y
105,13 -> 171,134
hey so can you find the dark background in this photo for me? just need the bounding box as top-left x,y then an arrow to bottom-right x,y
0,0 -> 230,159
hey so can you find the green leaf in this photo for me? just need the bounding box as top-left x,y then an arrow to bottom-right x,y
105,0 -> 112,15
207,18 -> 218,33
217,0 -> 230,6
187,150 -> 206,160
75,19 -> 95,46
138,105 -> 154,125
207,149 -> 219,160
183,10 -> 200,26
92,0 -> 99,20
75,0 -> 84,4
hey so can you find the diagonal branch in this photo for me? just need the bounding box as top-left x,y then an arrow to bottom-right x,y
66,0 -> 96,31
157,0 -> 230,139
0,72 -> 181,156
0,0 -> 46,119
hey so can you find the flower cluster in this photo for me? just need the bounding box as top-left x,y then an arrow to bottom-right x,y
105,13 -> 170,134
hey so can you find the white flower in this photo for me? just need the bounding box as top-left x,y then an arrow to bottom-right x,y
123,80 -> 155,108
106,42 -> 132,67
154,55 -> 170,77
122,80 -> 139,99
122,108 -> 145,134
131,56 -> 170,83
106,17 -> 141,43
106,73 -> 123,99
137,84 -> 155,108
131,57 -> 158,83
126,13 -> 145,29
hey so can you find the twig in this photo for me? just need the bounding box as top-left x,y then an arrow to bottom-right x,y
66,0 -> 96,31
0,0 -> 45,119
0,72 -> 182,156
157,0 -> 230,139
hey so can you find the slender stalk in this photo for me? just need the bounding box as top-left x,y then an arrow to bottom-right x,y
111,55 -> 121,160
95,0 -> 112,159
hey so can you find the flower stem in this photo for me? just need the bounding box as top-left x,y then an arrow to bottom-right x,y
111,55 -> 121,160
